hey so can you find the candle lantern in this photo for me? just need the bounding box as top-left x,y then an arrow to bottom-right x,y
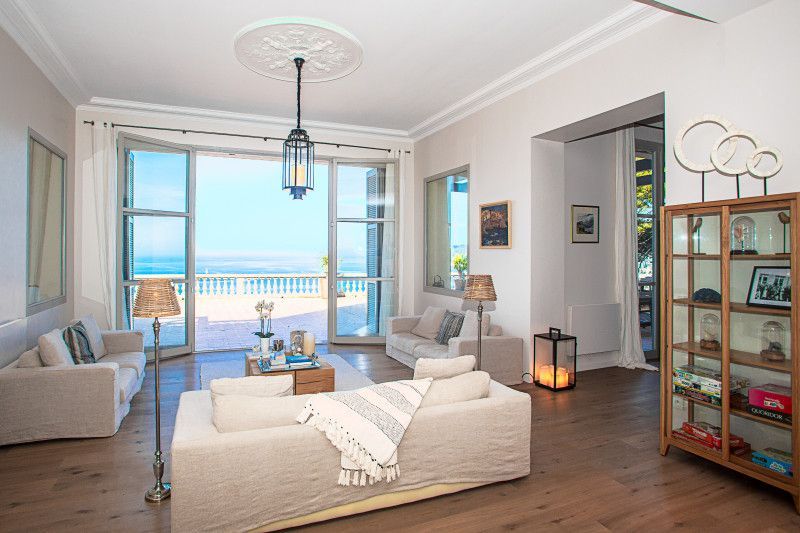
533,327 -> 576,391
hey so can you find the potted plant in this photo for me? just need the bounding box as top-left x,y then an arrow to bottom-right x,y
253,300 -> 275,353
453,254 -> 468,290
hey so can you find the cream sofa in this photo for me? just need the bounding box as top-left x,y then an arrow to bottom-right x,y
386,314 -> 524,385
171,380 -> 530,532
0,329 -> 146,446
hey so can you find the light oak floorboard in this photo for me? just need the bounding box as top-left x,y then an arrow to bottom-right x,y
1,349 -> 799,532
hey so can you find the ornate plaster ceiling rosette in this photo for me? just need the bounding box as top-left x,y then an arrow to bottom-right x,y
234,17 -> 363,82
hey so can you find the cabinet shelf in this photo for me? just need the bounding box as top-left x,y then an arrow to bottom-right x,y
672,391 -> 720,411
672,299 -> 790,317
672,341 -> 793,373
730,253 -> 791,261
730,453 -> 794,485
672,253 -> 721,260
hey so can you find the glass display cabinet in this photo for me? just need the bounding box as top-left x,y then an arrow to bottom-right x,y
660,193 -> 799,512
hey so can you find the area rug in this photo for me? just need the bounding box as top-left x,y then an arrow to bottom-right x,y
199,353 -> 374,391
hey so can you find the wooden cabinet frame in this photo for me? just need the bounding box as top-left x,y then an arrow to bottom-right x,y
660,193 -> 799,512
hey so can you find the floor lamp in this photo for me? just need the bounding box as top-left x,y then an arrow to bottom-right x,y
463,274 -> 497,370
133,278 -> 181,503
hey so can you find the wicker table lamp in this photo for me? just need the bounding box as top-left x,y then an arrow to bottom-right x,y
463,274 -> 497,370
133,278 -> 181,503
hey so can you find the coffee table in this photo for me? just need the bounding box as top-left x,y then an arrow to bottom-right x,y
244,353 -> 335,395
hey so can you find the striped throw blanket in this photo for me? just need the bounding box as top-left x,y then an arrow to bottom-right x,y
296,378 -> 433,486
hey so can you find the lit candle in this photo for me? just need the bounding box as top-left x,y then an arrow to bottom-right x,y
556,367 -> 569,388
291,165 -> 307,187
539,365 -> 554,387
302,332 -> 316,356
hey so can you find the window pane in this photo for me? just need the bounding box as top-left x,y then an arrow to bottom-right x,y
125,149 -> 188,212
335,280 -> 394,337
336,222 -> 395,278
425,170 -> 469,291
123,215 -> 187,280
337,163 -> 396,219
123,283 -> 187,349
636,152 -> 654,215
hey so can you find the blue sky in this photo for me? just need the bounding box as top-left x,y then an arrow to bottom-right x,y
130,151 -> 384,275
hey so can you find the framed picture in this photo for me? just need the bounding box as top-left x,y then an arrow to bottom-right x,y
479,200 -> 511,249
571,205 -> 599,243
747,266 -> 791,309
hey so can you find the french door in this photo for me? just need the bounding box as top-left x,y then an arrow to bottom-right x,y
117,134 -> 195,358
329,159 -> 398,343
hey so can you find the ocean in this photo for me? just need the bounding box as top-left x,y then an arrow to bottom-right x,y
134,256 -> 366,276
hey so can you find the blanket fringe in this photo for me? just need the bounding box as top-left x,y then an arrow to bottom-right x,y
298,404 -> 401,485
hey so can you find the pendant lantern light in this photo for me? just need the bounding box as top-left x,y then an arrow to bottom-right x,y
282,57 -> 314,199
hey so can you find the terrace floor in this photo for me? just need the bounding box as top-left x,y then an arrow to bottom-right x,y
134,293 -> 371,351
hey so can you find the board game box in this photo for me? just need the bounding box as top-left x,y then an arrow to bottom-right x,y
751,447 -> 793,478
748,384 -> 792,415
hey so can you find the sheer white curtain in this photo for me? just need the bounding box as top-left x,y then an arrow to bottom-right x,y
89,124 -> 118,329
615,128 -> 657,370
394,149 -> 412,316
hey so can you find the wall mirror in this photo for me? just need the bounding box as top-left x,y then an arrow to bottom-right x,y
425,165 -> 469,295
27,129 -> 66,315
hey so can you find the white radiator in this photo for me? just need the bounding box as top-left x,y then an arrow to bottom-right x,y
567,303 -> 621,355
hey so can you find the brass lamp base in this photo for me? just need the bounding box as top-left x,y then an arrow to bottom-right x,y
145,481 -> 171,502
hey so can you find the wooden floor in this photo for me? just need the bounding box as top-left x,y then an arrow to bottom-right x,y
1,347 -> 799,532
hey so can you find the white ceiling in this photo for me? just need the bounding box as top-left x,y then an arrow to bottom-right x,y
0,0 -> 771,137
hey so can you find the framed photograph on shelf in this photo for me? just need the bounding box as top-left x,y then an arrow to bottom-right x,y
571,205 -> 599,243
746,266 -> 791,309
479,200 -> 511,249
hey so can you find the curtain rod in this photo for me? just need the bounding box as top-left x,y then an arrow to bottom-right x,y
82,120 -> 411,154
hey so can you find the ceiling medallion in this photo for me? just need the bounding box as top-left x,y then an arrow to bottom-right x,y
234,17 -> 363,82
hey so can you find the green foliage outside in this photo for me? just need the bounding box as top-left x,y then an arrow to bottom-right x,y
452,254 -> 468,274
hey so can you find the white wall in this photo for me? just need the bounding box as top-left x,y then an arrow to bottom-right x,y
0,26 -> 75,366
411,0 -> 800,377
73,106 -> 413,329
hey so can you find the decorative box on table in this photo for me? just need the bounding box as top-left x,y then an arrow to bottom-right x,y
533,328 -> 576,391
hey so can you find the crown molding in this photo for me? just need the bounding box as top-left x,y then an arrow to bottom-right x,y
80,97 -> 412,143
0,0 -> 87,106
408,4 -> 669,140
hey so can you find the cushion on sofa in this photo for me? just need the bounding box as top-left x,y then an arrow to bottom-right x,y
413,343 -> 450,359
210,375 -> 294,398
457,310 -> 490,338
118,367 -> 139,403
389,332 -> 435,354
414,355 -> 476,380
212,394 -> 311,433
16,347 -> 43,368
38,329 -> 75,367
435,311 -> 464,345
62,322 -> 96,365
76,315 -> 107,359
103,351 -> 146,378
410,307 -> 447,340
420,371 -> 491,408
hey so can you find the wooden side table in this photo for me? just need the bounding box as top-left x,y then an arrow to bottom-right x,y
245,356 -> 335,395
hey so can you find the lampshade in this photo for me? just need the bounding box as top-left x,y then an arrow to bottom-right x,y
463,274 -> 497,301
132,279 -> 181,318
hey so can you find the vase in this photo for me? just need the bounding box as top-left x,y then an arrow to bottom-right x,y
454,276 -> 466,291
260,337 -> 270,354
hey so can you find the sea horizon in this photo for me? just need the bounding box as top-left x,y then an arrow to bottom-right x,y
134,256 -> 367,276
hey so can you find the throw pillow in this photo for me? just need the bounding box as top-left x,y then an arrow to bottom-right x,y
212,394 -> 310,433
414,355 -> 476,380
62,322 -> 96,364
457,309 -> 491,338
420,371 -> 491,408
210,375 -> 294,398
76,315 -> 107,359
16,348 -> 43,368
435,311 -> 464,345
410,307 -> 447,340
38,329 -> 75,367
